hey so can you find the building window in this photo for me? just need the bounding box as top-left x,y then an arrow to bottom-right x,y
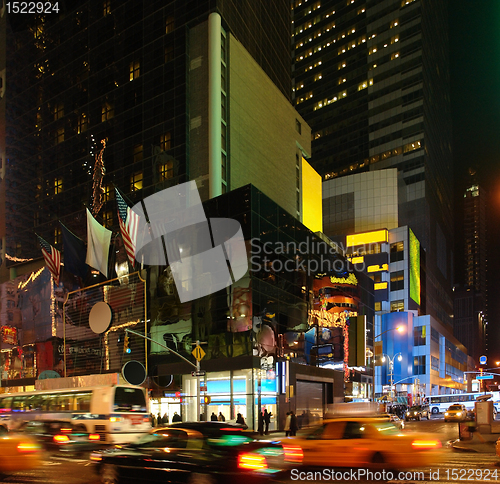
103,210 -> 113,228
390,300 -> 404,312
54,227 -> 62,246
414,326 -> 426,346
413,355 -> 426,375
77,113 -> 88,134
102,102 -> 114,122
390,270 -> 404,291
54,177 -> 63,194
374,302 -> 381,311
103,0 -> 111,16
129,60 -> 140,81
103,183 -> 114,202
53,103 -> 64,120
160,132 -> 171,151
390,241 -> 404,262
165,16 -> 175,33
131,171 -> 143,191
133,144 -> 143,163
54,127 -> 64,145
165,45 -> 174,63
158,161 -> 173,181
295,119 -> 302,134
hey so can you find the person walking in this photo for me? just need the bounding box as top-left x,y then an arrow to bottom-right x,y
218,412 -> 225,422
172,412 -> 182,422
263,409 -> 271,435
258,410 -> 264,436
284,412 -> 291,437
210,412 -> 218,421
157,413 -> 163,425
290,411 -> 298,436
236,413 -> 247,428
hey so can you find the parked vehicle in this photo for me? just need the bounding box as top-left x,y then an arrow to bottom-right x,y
405,405 -> 430,421
90,422 -> 303,483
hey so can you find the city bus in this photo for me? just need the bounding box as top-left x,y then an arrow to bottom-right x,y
426,392 -> 500,415
0,384 -> 151,443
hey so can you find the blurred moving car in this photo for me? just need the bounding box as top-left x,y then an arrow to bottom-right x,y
21,420 -> 102,456
386,414 -> 405,430
0,433 -> 43,474
444,404 -> 468,422
405,405 -> 430,421
292,417 -> 441,469
90,422 -> 302,483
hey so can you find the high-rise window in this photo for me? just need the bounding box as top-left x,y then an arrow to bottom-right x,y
165,45 -> 174,63
165,16 -> 175,34
129,60 -> 140,81
54,177 -> 63,194
158,161 -> 173,181
103,0 -> 111,16
102,102 -> 114,122
54,127 -> 64,145
103,184 -> 114,202
54,227 -> 62,246
133,144 -> 143,163
131,171 -> 143,192
103,210 -> 113,228
160,133 -> 171,151
77,113 -> 88,134
53,103 -> 64,120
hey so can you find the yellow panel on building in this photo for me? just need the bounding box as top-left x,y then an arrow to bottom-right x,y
301,158 -> 322,233
346,229 -> 388,247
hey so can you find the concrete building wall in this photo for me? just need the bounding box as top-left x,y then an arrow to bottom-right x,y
229,34 -> 311,217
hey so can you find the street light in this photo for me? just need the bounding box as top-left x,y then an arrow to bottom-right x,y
382,352 -> 403,399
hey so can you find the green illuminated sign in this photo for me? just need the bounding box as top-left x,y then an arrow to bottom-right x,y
409,229 -> 420,305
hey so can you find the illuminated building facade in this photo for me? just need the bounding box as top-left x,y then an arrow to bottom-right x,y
292,0 -> 454,333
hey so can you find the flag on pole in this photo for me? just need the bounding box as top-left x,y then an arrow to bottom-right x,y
60,222 -> 88,279
116,188 -> 139,267
36,235 -> 61,286
86,208 -> 112,277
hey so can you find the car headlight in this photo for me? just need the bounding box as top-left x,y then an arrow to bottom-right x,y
445,413 -> 449,416
457,412 -> 462,417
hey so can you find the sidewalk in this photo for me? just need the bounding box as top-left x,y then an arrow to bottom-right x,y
450,432 -> 498,453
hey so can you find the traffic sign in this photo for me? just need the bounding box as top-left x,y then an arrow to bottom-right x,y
191,370 -> 206,377
477,374 -> 494,380
192,345 -> 206,361
480,355 -> 487,365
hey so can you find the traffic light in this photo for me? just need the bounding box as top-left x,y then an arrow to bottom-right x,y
203,396 -> 211,404
124,334 -> 131,353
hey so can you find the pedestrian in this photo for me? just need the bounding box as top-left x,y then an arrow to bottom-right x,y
157,413 -> 163,425
258,411 -> 264,436
163,413 -> 169,424
236,413 -> 247,428
150,413 -> 157,427
218,412 -> 225,422
211,412 -> 218,421
284,412 -> 291,437
172,411 -> 182,422
264,409 -> 271,435
290,411 -> 298,436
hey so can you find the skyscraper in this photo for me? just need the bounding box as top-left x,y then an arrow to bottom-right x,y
292,0 -> 454,329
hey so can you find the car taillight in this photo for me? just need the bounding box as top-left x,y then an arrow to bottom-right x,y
411,439 -> 442,450
237,453 -> 268,470
88,434 -> 100,441
60,427 -> 72,433
17,442 -> 40,453
282,444 -> 303,463
53,434 -> 70,444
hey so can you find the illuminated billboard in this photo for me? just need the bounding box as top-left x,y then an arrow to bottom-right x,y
409,229 -> 421,305
301,158 -> 322,233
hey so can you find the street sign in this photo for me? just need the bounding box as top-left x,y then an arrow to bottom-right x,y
191,370 -> 206,377
192,345 -> 206,361
480,355 -> 487,365
477,374 -> 494,380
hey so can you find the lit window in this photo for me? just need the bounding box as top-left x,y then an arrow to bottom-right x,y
391,52 -> 399,60
54,177 -> 63,195
102,102 -> 114,122
103,184 -> 114,202
77,113 -> 88,134
130,171 -> 143,192
53,103 -> 64,120
129,60 -> 140,81
54,227 -> 62,246
103,0 -> 111,16
159,161 -> 174,181
160,132 -> 171,151
54,127 -> 64,145
103,211 -> 113,228
165,16 -> 175,34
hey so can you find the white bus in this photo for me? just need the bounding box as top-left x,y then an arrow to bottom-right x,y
427,392 -> 500,415
0,384 -> 151,443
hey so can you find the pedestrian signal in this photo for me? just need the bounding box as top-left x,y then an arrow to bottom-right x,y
203,396 -> 211,404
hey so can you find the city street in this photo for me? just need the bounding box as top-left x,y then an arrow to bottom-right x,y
1,418 -> 499,484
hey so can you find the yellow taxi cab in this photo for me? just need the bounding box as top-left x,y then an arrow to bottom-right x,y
0,433 -> 43,473
291,417 -> 442,470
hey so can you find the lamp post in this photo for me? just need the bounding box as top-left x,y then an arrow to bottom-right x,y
371,325 -> 405,401
382,352 -> 403,399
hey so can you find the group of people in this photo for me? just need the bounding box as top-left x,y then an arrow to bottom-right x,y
257,409 -> 273,435
210,412 -> 226,421
284,411 -> 298,436
150,411 -> 182,426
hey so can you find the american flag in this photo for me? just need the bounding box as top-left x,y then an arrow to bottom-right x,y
37,235 -> 61,286
116,188 -> 139,267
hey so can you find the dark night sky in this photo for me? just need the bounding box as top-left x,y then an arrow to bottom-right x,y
449,1 -> 500,362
